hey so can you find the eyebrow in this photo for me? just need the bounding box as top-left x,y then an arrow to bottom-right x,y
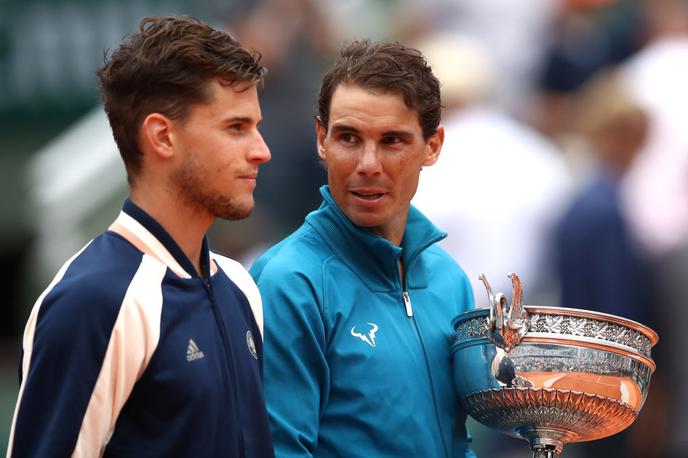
223,116 -> 261,126
329,123 -> 360,135
329,123 -> 414,140
380,130 -> 414,140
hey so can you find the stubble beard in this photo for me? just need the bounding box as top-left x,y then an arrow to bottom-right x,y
171,153 -> 254,221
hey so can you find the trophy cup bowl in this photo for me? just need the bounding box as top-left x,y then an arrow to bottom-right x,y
451,274 -> 658,457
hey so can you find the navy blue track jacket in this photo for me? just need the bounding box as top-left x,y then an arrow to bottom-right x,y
8,200 -> 274,458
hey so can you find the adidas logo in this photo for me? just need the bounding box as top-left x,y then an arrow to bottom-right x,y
186,339 -> 205,362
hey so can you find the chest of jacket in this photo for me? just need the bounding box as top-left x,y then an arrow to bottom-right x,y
322,258 -> 456,404
106,271 -> 266,457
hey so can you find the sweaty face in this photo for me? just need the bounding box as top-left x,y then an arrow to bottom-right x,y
317,84 -> 443,245
171,81 -> 270,220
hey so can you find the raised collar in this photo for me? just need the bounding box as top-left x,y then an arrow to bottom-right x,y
305,186 -> 446,292
108,198 -> 211,279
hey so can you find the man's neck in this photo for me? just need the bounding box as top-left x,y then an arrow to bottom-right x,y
129,188 -> 213,277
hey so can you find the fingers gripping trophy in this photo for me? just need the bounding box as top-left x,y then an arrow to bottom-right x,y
451,273 -> 658,458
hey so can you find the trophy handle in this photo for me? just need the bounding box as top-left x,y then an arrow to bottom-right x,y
479,274 -> 502,335
508,272 -> 524,321
479,274 -> 496,309
479,273 -> 530,351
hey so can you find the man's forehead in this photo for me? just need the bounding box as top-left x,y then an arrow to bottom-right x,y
331,83 -> 405,105
328,84 -> 420,129
204,78 -> 258,99
185,80 -> 261,120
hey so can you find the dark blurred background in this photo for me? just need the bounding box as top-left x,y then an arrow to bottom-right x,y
1,0 -> 687,456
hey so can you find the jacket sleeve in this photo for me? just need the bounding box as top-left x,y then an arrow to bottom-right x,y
8,255 -> 165,458
252,265 -> 329,458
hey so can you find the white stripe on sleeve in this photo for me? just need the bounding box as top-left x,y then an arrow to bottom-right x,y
71,255 -> 166,457
211,254 -> 264,338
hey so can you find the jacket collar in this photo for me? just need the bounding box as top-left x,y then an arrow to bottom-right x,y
306,186 -> 446,292
108,198 -> 211,279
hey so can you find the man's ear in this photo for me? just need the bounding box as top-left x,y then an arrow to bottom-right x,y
316,118 -> 327,160
141,113 -> 176,160
423,125 -> 444,167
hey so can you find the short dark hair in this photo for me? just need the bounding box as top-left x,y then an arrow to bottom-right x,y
318,40 -> 441,140
97,15 -> 265,179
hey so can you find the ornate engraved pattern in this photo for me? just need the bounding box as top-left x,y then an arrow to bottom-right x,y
453,311 -> 653,357
462,387 -> 638,443
454,316 -> 490,342
527,313 -> 653,357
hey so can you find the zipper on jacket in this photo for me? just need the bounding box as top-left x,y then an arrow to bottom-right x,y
402,291 -> 413,317
203,277 -> 245,457
399,284 -> 450,458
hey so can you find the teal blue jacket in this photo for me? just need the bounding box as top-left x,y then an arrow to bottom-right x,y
251,186 -> 477,457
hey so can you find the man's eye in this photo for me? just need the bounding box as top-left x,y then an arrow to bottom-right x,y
228,124 -> 244,132
339,133 -> 358,144
381,136 -> 401,145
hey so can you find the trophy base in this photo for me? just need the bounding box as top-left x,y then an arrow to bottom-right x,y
463,387 -> 638,456
518,426 -> 574,457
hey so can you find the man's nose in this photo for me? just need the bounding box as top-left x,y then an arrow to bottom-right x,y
356,142 -> 381,175
249,131 -> 271,164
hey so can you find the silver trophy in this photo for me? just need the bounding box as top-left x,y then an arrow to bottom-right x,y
451,273 -> 658,458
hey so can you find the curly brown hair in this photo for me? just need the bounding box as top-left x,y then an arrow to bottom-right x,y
318,40 -> 441,141
97,15 -> 265,180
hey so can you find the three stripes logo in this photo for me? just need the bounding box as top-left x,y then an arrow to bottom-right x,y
186,339 -> 205,362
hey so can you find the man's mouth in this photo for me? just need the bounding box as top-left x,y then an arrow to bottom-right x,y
351,191 -> 385,200
239,171 -> 258,180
